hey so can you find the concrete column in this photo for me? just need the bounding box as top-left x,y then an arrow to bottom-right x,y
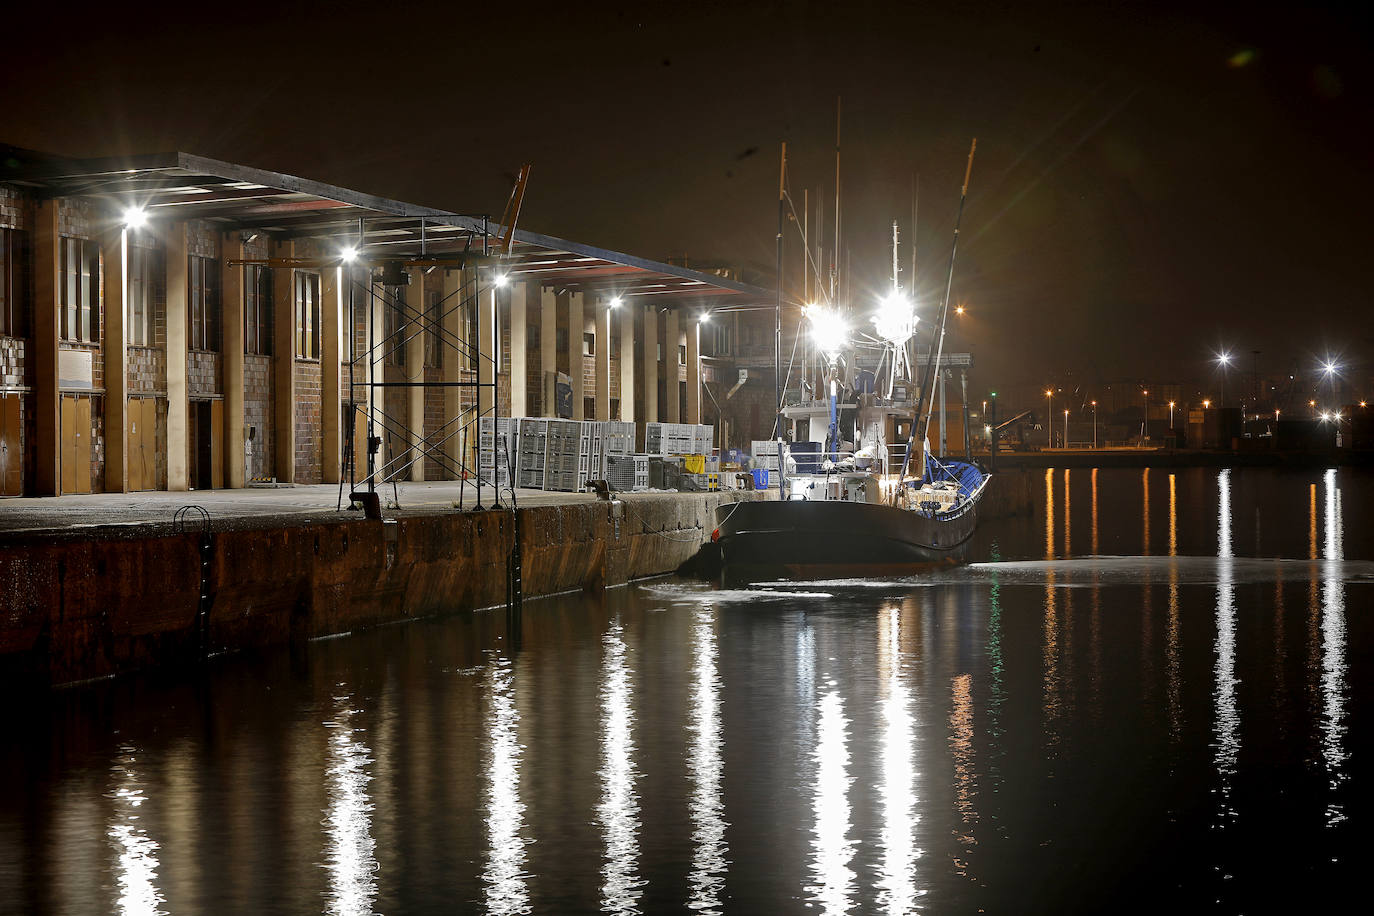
643,304 -> 658,424
442,269 -> 465,476
567,291 -> 584,419
272,240 -> 295,483
102,226 -> 129,493
540,286 -> 557,416
166,221 -> 189,491
478,283 -> 497,423
687,316 -> 701,424
33,201 -> 59,496
618,304 -> 634,422
665,308 -> 680,423
406,268 -> 425,481
221,234 -> 245,488
595,296 -> 610,420
322,265 -> 342,484
510,281 -> 528,417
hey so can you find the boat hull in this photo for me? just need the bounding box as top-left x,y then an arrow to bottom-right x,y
713,498 -> 977,581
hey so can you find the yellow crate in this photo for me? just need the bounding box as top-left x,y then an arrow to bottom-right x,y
681,454 -> 706,474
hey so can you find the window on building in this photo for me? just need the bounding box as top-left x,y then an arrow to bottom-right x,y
424,290 -> 442,369
60,237 -> 99,343
244,265 -> 272,355
0,228 -> 29,338
556,327 -> 567,353
188,255 -> 221,351
384,286 -> 406,367
711,322 -> 734,357
295,271 -> 321,359
127,246 -> 152,346
583,332 -> 595,356
679,344 -> 687,366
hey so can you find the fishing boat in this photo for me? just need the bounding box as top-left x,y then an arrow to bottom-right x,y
711,139 -> 988,581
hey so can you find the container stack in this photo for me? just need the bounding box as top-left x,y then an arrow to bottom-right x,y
606,454 -> 651,491
478,417 -> 520,489
543,419 -> 583,491
516,418 -> 548,489
751,439 -> 781,487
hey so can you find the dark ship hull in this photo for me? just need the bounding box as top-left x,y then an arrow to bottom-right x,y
712,497 -> 978,581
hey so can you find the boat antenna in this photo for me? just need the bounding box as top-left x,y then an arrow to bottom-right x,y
899,139 -> 977,487
833,97 -> 842,307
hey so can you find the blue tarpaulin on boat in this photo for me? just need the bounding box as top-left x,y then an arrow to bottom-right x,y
925,458 -> 985,501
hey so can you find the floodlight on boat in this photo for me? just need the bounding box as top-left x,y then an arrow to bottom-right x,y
873,291 -> 916,343
808,307 -> 848,358
122,206 -> 147,229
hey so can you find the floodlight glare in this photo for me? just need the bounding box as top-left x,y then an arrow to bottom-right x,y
873,291 -> 916,344
609,296 -> 623,308
809,307 -> 848,358
493,273 -> 509,288
699,311 -> 711,324
122,207 -> 147,230
341,246 -> 358,263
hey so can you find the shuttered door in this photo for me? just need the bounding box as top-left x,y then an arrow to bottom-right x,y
74,398 -> 91,494
210,400 -> 224,489
60,397 -> 76,494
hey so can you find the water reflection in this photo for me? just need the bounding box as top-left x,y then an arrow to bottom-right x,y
949,673 -> 977,879
322,696 -> 379,916
1142,468 -> 1150,555
1166,474 -> 1182,740
1213,470 -> 1239,821
1320,470 -> 1348,826
877,606 -> 921,913
597,621 -> 644,914
107,746 -> 166,916
807,687 -> 856,914
687,609 -> 728,913
1043,470 -> 1061,740
482,654 -> 530,914
1063,469 -> 1071,556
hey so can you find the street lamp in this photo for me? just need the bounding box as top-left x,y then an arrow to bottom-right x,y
1091,400 -> 1098,449
1045,389 -> 1054,449
1142,389 -> 1150,440
1064,408 -> 1069,446
1203,399 -> 1211,409
1217,352 -> 1232,407
1169,400 -> 1175,428
1322,360 -> 1339,408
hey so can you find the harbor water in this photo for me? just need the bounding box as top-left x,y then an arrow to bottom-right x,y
2,467 -> 1370,914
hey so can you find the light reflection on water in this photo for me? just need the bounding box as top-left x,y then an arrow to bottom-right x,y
1320,469 -> 1348,826
686,609 -> 728,914
482,654 -> 530,915
807,687 -> 856,915
876,605 -> 921,913
106,746 -> 165,916
321,697 -> 379,916
597,621 -> 643,915
6,467 -> 1371,914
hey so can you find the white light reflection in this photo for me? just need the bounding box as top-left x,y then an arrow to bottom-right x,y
1212,470 -> 1239,821
949,674 -> 977,880
322,697 -> 379,916
106,746 -> 166,916
687,609 -> 729,914
876,606 -> 921,913
482,654 -> 530,914
598,621 -> 644,914
806,687 -> 856,915
1319,470 -> 1348,825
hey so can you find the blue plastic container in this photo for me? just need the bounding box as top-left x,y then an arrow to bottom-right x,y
751,468 -> 770,489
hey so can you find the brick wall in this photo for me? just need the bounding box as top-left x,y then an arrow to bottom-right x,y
188,351 -> 220,397
423,367 -> 444,479
0,189 -> 31,491
243,355 -> 273,480
293,360 -> 322,483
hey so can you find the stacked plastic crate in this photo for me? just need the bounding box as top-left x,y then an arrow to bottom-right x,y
543,419 -> 583,491
606,454 -> 651,491
751,439 -> 781,487
517,418 -> 548,489
478,418 -> 520,489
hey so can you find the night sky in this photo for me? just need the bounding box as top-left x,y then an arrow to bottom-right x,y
6,1 -> 1370,390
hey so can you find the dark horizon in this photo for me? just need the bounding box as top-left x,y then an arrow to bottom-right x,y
5,1 -> 1370,389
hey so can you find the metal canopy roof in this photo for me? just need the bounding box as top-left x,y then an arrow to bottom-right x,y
1,146 -> 772,306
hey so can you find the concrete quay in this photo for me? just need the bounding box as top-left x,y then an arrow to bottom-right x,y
0,473 -> 1036,686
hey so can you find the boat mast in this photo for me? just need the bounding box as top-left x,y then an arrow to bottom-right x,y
774,142 -> 788,500
900,139 -> 977,485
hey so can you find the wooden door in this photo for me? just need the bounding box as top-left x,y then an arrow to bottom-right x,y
74,398 -> 91,494
127,399 -> 143,492
61,397 -> 76,494
210,399 -> 224,489
128,398 -> 156,491
0,394 -> 20,496
350,405 -> 368,484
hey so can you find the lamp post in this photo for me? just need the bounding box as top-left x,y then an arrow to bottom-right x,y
1169,400 -> 1175,428
1091,400 -> 1097,449
1142,389 -> 1150,440
1045,389 -> 1054,449
1322,361 -> 1339,410
1217,352 -> 1232,407
1064,408 -> 1069,447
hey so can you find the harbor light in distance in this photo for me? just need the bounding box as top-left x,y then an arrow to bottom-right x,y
955,304 -> 966,316
1203,399 -> 1211,408
122,206 -> 147,229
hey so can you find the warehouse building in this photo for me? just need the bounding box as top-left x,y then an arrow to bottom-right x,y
0,145 -> 780,496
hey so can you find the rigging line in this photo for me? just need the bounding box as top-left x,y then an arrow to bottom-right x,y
779,311 -> 805,403
782,185 -> 830,305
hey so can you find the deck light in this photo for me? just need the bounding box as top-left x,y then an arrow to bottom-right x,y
873,291 -> 916,344
122,207 -> 147,229
808,307 -> 848,359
